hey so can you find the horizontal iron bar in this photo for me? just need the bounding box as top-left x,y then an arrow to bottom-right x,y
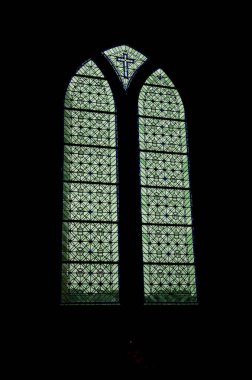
140,148 -> 187,156
143,262 -> 195,266
138,115 -> 185,122
74,74 -> 107,80
62,260 -> 118,265
142,222 -> 192,227
63,180 -> 118,185
65,107 -> 116,115
141,185 -> 190,190
62,220 -> 118,224
64,142 -> 117,150
143,83 -> 176,89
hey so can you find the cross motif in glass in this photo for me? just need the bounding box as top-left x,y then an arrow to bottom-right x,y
103,45 -> 147,90
116,53 -> 135,79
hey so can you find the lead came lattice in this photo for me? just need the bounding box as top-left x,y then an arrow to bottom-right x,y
138,68 -> 197,303
61,50 -> 198,305
62,60 -> 120,303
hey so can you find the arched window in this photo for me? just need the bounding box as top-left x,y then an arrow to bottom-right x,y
138,69 -> 197,303
61,60 -> 120,303
61,46 -> 197,304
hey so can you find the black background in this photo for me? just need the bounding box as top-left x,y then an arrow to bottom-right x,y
14,9 -> 238,374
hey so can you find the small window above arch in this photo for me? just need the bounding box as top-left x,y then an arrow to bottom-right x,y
103,45 -> 147,90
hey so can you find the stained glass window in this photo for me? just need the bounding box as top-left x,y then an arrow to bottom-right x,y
61,60 -> 120,303
61,47 -> 198,306
138,69 -> 197,304
103,45 -> 147,90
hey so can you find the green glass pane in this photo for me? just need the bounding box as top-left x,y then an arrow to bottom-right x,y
141,187 -> 192,225
76,59 -> 105,78
62,60 -> 119,304
138,117 -> 187,153
62,263 -> 119,304
145,68 -> 175,87
62,222 -> 119,262
142,225 -> 194,264
64,110 -> 116,147
63,182 -> 118,223
139,70 -> 185,120
138,68 -> 197,304
140,151 -> 190,188
63,145 -> 117,184
143,264 -> 197,303
65,72 -> 114,112
103,45 -> 147,90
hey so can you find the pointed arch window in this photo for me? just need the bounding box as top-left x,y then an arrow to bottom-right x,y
138,69 -> 197,303
61,46 -> 197,305
61,60 -> 120,303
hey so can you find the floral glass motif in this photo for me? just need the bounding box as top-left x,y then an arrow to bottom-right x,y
138,69 -> 197,303
62,60 -> 120,303
103,45 -> 147,90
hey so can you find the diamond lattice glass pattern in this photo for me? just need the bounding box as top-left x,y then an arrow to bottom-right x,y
103,45 -> 147,90
138,69 -> 197,303
62,60 -> 120,303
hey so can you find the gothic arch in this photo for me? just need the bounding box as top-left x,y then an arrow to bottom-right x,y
138,68 -> 197,303
61,60 -> 120,303
61,46 -> 197,304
